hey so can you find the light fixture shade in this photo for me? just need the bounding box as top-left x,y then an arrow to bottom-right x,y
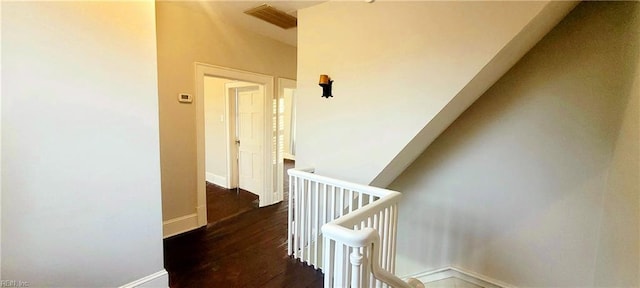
319,74 -> 330,85
319,75 -> 333,98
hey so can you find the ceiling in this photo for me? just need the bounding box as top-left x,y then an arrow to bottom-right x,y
199,1 -> 323,47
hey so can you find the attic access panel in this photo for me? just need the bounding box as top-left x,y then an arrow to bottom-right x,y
245,4 -> 297,29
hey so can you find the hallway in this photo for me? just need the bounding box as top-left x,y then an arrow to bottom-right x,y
164,161 -> 323,287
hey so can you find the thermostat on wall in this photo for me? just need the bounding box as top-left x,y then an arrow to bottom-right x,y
178,93 -> 193,103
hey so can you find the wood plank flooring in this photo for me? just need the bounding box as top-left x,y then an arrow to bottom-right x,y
164,160 -> 323,287
206,182 -> 258,225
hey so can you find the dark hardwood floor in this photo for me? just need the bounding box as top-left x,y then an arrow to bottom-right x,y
206,182 -> 258,225
164,160 -> 323,287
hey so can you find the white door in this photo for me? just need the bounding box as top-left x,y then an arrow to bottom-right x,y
236,85 -> 264,194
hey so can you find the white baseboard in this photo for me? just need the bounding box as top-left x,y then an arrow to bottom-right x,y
163,213 -> 199,238
404,266 -> 514,288
120,269 -> 168,288
206,172 -> 227,188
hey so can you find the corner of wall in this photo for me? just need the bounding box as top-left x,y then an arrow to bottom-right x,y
162,213 -> 200,238
593,8 -> 640,283
206,172 -> 227,188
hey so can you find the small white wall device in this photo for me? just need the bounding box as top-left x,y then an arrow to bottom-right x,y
178,93 -> 193,103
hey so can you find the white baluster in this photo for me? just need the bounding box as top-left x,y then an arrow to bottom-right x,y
385,207 -> 392,271
307,179 -> 313,264
374,212 -> 382,288
330,186 -> 335,221
339,188 -> 345,217
380,206 -> 386,271
300,179 -> 306,262
391,204 -> 398,273
348,189 -> 354,213
365,243 -> 373,287
288,174 -> 293,256
294,176 -> 300,258
314,181 -> 320,267
324,238 -> 335,288
335,243 -> 345,287
346,246 -> 352,287
322,184 -> 328,224
373,212 -> 379,234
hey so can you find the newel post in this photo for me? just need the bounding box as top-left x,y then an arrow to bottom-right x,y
350,249 -> 364,287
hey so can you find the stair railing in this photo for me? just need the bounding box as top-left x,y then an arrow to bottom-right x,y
288,168 -> 423,288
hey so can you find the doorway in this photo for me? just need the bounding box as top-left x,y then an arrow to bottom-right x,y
276,78 -> 297,195
204,78 -> 264,193
224,82 -> 265,194
195,63 -> 278,227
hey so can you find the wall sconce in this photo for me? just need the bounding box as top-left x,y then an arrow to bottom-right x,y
319,74 -> 333,98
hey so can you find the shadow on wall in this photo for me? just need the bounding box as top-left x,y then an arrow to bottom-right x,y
391,2 -> 639,287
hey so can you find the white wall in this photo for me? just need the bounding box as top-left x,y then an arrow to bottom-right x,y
390,2 -> 639,286
2,2 -> 165,286
204,76 -> 230,186
296,1 -> 575,186
593,8 -> 640,284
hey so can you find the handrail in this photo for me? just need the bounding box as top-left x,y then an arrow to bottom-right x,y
326,192 -> 400,228
288,168 -> 423,288
296,167 -> 315,173
322,202 -> 424,288
288,169 -> 393,198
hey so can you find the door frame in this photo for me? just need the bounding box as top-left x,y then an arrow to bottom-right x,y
278,78 -> 297,159
276,78 -> 296,200
195,63 -> 275,226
